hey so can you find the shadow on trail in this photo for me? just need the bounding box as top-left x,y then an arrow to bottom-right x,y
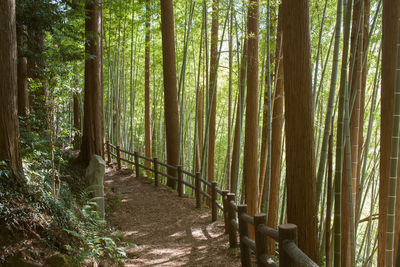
104,166 -> 240,266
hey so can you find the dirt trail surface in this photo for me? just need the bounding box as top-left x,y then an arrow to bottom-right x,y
104,166 -> 241,266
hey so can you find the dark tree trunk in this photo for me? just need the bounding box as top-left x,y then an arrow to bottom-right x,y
0,0 -> 23,182
79,0 -> 104,164
244,0 -> 259,235
160,0 -> 179,188
282,0 -> 318,262
207,0 -> 219,196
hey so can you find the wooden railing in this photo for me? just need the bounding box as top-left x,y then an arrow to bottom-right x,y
105,141 -> 319,267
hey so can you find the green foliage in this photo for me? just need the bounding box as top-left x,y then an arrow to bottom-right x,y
0,132 -> 125,265
64,201 -> 126,265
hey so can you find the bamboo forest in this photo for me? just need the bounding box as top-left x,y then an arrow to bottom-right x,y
2,0 -> 400,266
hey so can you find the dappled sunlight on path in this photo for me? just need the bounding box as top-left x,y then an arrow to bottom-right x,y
104,166 -> 240,266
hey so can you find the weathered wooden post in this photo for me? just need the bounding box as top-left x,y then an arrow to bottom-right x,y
153,157 -> 158,186
254,213 -> 268,266
279,224 -> 298,267
195,172 -> 201,208
211,181 -> 218,222
222,190 -> 230,234
227,193 -> 238,248
134,151 -> 140,178
177,165 -> 183,197
106,141 -> 111,164
237,204 -> 251,267
116,145 -> 121,170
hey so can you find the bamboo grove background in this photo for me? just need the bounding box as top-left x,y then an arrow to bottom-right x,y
61,0 -> 391,265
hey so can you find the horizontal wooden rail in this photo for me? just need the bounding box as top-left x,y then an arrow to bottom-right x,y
181,180 -> 196,190
182,169 -> 196,177
136,163 -> 154,173
118,147 -> 134,156
258,224 -> 279,241
239,212 -> 254,225
282,240 -> 319,267
157,171 -> 178,181
156,160 -> 178,170
121,158 -> 134,165
136,153 -> 153,162
104,141 -> 319,267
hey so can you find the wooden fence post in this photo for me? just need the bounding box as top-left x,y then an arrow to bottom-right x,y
227,193 -> 238,248
134,151 -> 140,178
237,204 -> 251,267
195,172 -> 201,208
279,223 -> 298,267
106,141 -> 111,164
211,181 -> 218,222
153,157 -> 158,186
177,165 -> 183,197
222,190 -> 229,233
116,146 -> 121,170
254,213 -> 268,266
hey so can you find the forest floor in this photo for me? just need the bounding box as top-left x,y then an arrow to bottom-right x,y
104,165 -> 241,267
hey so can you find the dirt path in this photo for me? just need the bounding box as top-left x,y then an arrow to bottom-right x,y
104,166 -> 241,266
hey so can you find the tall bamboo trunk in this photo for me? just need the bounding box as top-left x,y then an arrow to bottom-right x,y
244,0 -> 259,237
379,1 -> 400,266
73,90 -> 81,150
385,16 -> 400,266
356,0 -> 370,224
340,1 -> 365,266
144,0 -> 152,177
207,0 -> 219,199
196,85 -> 203,173
230,38 -> 247,194
334,0 -> 352,265
349,0 -> 363,215
266,4 -> 284,255
227,0 -> 233,190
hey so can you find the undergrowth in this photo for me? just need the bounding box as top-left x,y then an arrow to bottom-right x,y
0,126 -> 126,265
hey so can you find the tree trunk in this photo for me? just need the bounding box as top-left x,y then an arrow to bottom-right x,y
244,0 -> 259,236
267,5 -> 284,254
160,0 -> 179,188
379,1 -> 400,266
207,0 -> 219,198
281,0 -> 318,262
0,0 -> 23,182
144,0 -> 152,177
17,25 -> 29,117
27,25 -> 47,129
196,85 -> 203,173
356,0 -> 370,217
73,91 -> 81,150
349,0 -> 363,215
79,0 -> 104,164
227,0 -> 233,190
230,38 -> 247,193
